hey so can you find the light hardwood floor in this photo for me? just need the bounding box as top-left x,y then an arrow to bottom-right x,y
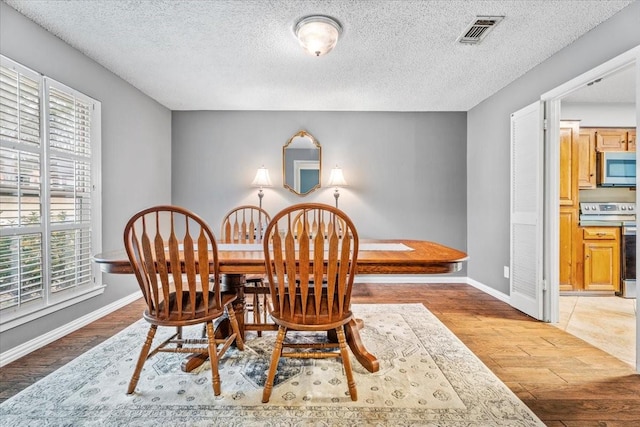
1,283 -> 639,426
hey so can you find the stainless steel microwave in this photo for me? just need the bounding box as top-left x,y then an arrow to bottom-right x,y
597,151 -> 636,187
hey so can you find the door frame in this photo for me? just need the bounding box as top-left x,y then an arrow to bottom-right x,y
541,45 -> 639,371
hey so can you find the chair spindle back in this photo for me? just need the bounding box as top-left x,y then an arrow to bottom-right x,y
124,205 -> 221,322
264,203 -> 359,325
221,205 -> 271,244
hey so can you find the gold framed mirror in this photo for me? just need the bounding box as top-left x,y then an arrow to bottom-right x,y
283,130 -> 321,196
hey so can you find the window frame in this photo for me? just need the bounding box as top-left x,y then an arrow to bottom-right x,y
0,55 -> 103,332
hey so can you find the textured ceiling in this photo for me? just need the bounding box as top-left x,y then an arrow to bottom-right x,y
3,0 -> 635,111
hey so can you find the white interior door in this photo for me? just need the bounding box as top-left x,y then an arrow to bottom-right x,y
510,101 -> 544,320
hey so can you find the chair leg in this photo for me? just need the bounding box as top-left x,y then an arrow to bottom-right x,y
262,325 -> 286,403
206,321 -> 222,396
176,326 -> 183,349
263,294 -> 272,323
127,324 -> 157,394
336,326 -> 357,401
253,288 -> 262,337
226,303 -> 244,350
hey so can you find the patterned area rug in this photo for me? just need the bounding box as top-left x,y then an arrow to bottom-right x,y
0,304 -> 544,426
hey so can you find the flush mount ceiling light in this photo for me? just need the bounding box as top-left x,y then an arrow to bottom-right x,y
294,15 -> 342,57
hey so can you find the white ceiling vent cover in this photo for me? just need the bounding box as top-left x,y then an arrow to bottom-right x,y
457,16 -> 504,44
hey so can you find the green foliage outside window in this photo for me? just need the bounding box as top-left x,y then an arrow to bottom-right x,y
0,211 -> 76,309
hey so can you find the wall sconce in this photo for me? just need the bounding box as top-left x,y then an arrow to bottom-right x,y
251,166 -> 272,209
327,165 -> 347,208
294,15 -> 343,57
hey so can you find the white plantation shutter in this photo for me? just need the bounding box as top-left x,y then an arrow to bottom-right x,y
0,57 -> 44,310
0,54 -> 102,324
46,80 -> 94,295
0,64 -> 40,146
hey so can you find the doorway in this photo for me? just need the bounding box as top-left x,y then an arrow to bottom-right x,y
541,45 -> 639,371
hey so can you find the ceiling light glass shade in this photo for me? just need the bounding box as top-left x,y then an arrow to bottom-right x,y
252,166 -> 272,187
295,15 -> 342,57
327,166 -> 347,187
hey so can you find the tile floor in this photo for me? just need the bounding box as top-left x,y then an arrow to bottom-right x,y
555,295 -> 637,366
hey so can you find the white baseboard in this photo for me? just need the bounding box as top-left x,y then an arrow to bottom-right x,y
465,277 -> 511,304
1,277 -> 510,367
0,291 -> 142,367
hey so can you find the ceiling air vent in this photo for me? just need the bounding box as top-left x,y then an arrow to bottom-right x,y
457,16 -> 504,45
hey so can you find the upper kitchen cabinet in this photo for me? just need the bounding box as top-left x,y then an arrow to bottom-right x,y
560,121 -> 580,206
594,128 -> 636,151
577,129 -> 597,189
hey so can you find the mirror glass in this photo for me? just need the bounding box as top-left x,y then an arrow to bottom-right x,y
283,130 -> 321,196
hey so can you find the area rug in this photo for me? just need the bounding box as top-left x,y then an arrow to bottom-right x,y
0,304 -> 544,426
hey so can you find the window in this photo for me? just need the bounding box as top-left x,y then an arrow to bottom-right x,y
0,55 -> 102,330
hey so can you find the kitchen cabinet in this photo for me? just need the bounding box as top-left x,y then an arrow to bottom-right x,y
582,227 -> 620,292
559,123 -> 630,294
577,129 -> 596,189
560,207 -> 579,291
594,128 -> 635,152
559,121 -> 581,291
559,121 -> 580,206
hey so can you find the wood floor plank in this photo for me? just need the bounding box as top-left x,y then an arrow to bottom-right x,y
524,398 -> 640,420
522,381 -> 640,399
1,283 -> 639,426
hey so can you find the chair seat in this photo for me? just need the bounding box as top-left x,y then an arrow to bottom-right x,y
144,292 -> 236,326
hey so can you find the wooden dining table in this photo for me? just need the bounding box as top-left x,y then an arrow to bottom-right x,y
93,239 -> 467,373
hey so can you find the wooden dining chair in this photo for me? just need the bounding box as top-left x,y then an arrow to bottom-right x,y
261,203 -> 359,402
220,205 -> 275,335
123,205 -> 243,396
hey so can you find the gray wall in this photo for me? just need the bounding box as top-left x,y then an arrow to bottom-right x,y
171,111 -> 467,261
0,3 -> 172,351
561,102 -> 636,127
467,1 -> 640,294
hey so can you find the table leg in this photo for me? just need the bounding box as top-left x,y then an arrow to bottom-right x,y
223,274 -> 247,341
344,318 -> 379,373
181,274 -> 246,372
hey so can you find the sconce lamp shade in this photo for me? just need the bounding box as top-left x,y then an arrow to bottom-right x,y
327,166 -> 347,187
252,166 -> 273,188
295,15 -> 343,57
